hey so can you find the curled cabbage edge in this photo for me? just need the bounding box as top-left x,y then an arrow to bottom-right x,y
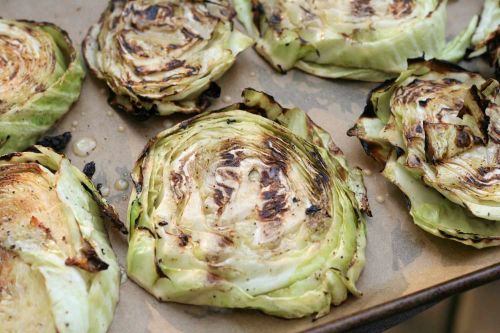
348,59 -> 500,248
0,19 -> 85,155
234,0 -> 476,81
84,0 -> 253,117
127,88 -> 369,318
0,146 -> 121,333
469,0 -> 499,77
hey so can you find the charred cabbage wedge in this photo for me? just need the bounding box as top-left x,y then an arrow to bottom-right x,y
469,0 -> 499,77
234,0 -> 477,81
0,19 -> 85,155
0,146 -> 121,333
348,60 -> 500,248
83,0 -> 253,117
127,88 -> 370,318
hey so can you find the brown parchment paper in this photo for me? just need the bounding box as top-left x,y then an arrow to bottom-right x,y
2,1 -> 499,332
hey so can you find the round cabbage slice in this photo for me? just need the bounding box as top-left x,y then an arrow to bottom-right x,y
348,59 -> 500,248
469,0 -> 499,77
83,0 -> 253,117
0,19 -> 85,155
234,0 -> 476,81
0,146 -> 121,333
127,88 -> 369,318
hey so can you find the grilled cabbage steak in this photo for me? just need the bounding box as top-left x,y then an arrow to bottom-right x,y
127,88 -> 370,318
83,0 -> 253,117
348,60 -> 500,248
234,0 -> 477,81
469,0 -> 499,77
0,146 -> 121,333
0,19 -> 85,155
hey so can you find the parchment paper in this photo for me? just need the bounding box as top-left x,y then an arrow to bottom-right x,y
1,1 -> 498,332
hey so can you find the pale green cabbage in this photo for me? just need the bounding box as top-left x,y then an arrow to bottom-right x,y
348,59 -> 500,248
234,0 -> 476,81
469,0 -> 499,76
127,88 -> 369,318
84,0 -> 253,117
0,19 -> 85,156
0,146 -> 121,332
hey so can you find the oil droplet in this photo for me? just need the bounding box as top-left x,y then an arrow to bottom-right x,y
114,178 -> 129,191
73,138 -> 97,157
163,119 -> 174,128
375,195 -> 385,204
250,71 -> 256,77
118,126 -> 125,132
72,121 -> 79,127
81,111 -> 86,116
223,96 -> 232,103
362,169 -> 372,176
100,186 -> 110,197
106,111 -> 113,116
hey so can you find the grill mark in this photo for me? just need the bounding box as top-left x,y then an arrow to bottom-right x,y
259,194 -> 287,221
351,0 -> 374,17
135,59 -> 186,75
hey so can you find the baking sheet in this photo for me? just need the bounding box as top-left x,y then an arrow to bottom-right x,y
2,1 -> 499,332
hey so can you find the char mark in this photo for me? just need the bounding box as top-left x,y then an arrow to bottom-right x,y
351,0 -> 374,17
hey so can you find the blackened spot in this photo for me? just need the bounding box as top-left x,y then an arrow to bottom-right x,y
455,127 -> 471,147
259,194 -> 287,220
305,205 -> 321,215
158,221 -> 168,226
226,119 -> 236,124
418,98 -> 430,107
83,161 -> 96,179
269,13 -> 281,26
197,82 -> 221,109
262,190 -> 277,200
415,124 -> 423,134
146,5 -> 159,20
165,59 -> 185,71
178,233 -> 190,247
214,189 -> 224,207
351,0 -> 374,17
36,132 -> 72,152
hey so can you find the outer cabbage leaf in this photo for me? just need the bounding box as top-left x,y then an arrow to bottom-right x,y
127,88 -> 369,318
0,19 -> 85,155
349,59 -> 500,247
383,153 -> 500,248
234,0 -> 473,82
469,0 -> 500,77
84,0 -> 253,117
0,146 -> 121,333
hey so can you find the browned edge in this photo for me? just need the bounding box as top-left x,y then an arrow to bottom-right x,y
306,263 -> 500,333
